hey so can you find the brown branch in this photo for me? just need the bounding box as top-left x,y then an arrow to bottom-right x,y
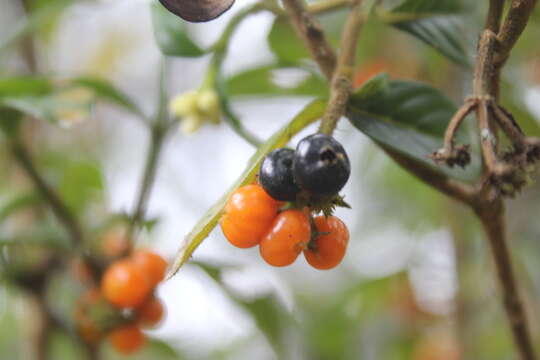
383,147 -> 477,205
281,0 -> 337,79
486,0 -> 506,33
11,138 -> 83,247
474,200 -> 537,360
474,30 -> 498,97
319,0 -> 364,135
491,103 -> 526,151
496,0 -> 538,64
477,100 -> 501,175
431,101 -> 476,167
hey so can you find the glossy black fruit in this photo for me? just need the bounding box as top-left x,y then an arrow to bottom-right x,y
293,134 -> 350,197
259,148 -> 300,201
159,0 -> 235,23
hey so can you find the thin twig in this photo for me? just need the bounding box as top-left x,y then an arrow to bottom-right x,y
211,3 -> 264,147
486,0 -> 506,33
11,138 -> 83,247
431,101 -> 476,167
281,0 -> 337,79
319,0 -> 364,135
308,0 -> 351,14
127,122 -> 170,242
496,0 -> 538,65
491,103 -> 526,151
383,147 -> 477,205
475,200 -> 537,360
477,101 -> 501,175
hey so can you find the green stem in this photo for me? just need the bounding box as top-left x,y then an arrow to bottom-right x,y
209,3 -> 265,147
11,138 -> 83,247
126,122 -> 169,243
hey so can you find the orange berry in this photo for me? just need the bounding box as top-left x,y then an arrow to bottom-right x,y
221,184 -> 280,248
353,61 -> 388,88
131,250 -> 167,287
304,216 -> 349,270
259,210 -> 311,267
108,324 -> 146,354
137,297 -> 165,328
101,260 -> 151,308
101,230 -> 129,258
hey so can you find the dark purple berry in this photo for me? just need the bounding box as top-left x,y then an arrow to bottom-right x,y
159,0 -> 235,23
259,148 -> 300,201
293,134 -> 350,197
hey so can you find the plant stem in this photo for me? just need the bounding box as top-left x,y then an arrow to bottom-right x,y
308,0 -> 351,14
127,122 -> 169,242
281,0 -> 337,80
486,0 -> 505,33
318,0 -> 364,135
474,200 -> 537,360
11,138 -> 83,247
210,3 -> 264,148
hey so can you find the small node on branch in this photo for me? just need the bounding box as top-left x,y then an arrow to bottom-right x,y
430,145 -> 471,168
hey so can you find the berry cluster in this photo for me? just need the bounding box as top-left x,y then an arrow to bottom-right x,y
259,134 -> 350,201
221,134 -> 351,270
75,249 -> 167,354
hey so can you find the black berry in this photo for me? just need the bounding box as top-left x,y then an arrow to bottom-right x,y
293,134 -> 350,197
259,148 -> 300,201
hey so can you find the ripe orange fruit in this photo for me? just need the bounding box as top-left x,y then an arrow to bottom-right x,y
304,216 -> 349,270
353,61 -> 388,88
137,297 -> 165,328
131,249 -> 167,286
101,260 -> 151,308
221,184 -> 280,248
108,324 -> 146,354
101,230 -> 129,258
259,209 -> 311,267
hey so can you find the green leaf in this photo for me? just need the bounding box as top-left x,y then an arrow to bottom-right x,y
58,161 -> 104,213
237,296 -> 289,357
226,65 -> 328,98
351,72 -> 390,101
385,0 -> 469,67
0,77 -> 52,97
196,262 -> 288,357
348,79 -> 480,182
168,99 -> 326,276
70,77 -> 144,116
0,95 -> 92,124
391,0 -> 461,13
268,18 -> 309,64
0,192 -> 41,225
151,1 -> 205,57
0,107 -> 23,136
391,17 -> 468,67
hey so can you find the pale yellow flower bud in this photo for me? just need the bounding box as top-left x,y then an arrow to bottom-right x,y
169,90 -> 198,118
196,89 -> 221,124
180,114 -> 204,135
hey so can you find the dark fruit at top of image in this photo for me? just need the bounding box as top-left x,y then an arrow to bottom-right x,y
259,148 -> 301,201
159,0 -> 235,22
293,134 -> 350,197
